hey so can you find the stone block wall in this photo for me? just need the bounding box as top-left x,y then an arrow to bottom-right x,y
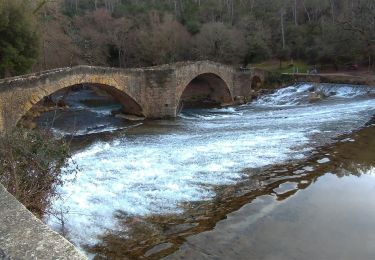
0,61 -> 265,132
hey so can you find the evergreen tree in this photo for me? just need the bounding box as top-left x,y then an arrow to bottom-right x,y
0,0 -> 39,77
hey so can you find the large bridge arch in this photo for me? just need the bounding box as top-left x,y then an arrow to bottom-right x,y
22,82 -> 144,117
0,66 -> 144,131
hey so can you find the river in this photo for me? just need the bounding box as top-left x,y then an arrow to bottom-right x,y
40,83 -> 375,259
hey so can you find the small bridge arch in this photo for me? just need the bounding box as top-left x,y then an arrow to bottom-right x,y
174,61 -> 235,114
177,73 -> 233,111
251,75 -> 263,90
250,68 -> 266,91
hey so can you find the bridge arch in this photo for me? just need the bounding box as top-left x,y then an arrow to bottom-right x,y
176,72 -> 234,113
17,83 -> 144,129
0,68 -> 144,130
251,75 -> 262,90
39,82 -> 141,111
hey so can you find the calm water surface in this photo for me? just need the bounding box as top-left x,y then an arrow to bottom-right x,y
167,125 -> 375,260
39,83 -> 375,259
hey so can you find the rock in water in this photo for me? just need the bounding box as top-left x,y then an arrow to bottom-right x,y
309,91 -> 326,102
115,114 -> 145,121
234,96 -> 245,105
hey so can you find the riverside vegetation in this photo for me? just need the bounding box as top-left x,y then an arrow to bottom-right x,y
0,128 -> 77,218
1,0 -> 375,77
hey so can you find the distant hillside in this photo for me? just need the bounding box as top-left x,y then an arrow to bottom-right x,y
2,0 -> 375,77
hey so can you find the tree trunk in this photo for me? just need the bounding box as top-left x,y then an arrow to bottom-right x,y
302,0 -> 311,22
369,55 -> 371,71
281,9 -> 286,49
231,0 -> 234,25
294,0 -> 298,25
329,0 -> 335,23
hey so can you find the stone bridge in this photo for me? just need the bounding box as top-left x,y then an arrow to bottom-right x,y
0,61 -> 265,132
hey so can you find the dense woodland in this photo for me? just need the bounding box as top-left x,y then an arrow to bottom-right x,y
1,0 -> 375,77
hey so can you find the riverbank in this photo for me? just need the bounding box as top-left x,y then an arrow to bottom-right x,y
290,72 -> 375,87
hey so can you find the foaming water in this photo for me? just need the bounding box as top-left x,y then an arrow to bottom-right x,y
44,83 -> 375,251
255,83 -> 313,106
51,123 -> 142,137
256,83 -> 375,106
38,88 -> 126,136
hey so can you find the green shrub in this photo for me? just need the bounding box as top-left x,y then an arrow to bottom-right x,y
264,72 -> 295,87
0,0 -> 39,77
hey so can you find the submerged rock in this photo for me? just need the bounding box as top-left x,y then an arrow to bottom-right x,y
164,223 -> 199,235
308,86 -> 316,92
309,91 -> 326,102
115,113 -> 145,121
221,102 -> 235,107
234,96 -> 246,105
0,248 -> 9,260
144,242 -> 174,257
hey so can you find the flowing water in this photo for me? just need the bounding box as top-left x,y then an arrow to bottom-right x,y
41,83 -> 375,259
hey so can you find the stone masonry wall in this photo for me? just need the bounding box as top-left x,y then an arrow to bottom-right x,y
0,61 -> 260,132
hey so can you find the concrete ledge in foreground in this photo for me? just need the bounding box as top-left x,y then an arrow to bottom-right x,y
0,184 -> 86,260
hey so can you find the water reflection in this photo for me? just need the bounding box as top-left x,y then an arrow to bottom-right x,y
168,173 -> 375,260
83,125 -> 375,259
164,126 -> 375,260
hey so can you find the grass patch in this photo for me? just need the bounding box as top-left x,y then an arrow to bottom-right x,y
250,59 -> 309,74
